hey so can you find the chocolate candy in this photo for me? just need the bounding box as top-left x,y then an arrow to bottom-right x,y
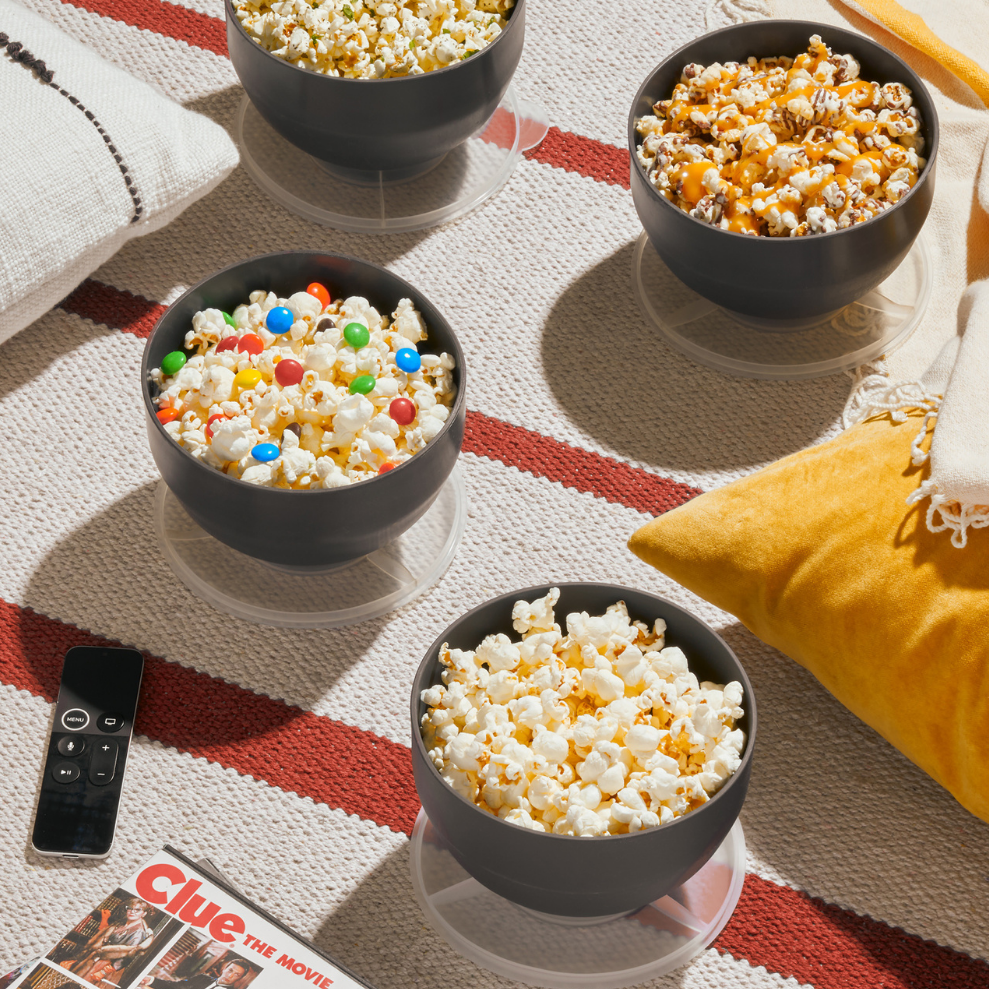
395,347 -> 421,373
160,351 -> 187,376
234,369 -> 262,390
266,306 -> 294,334
389,397 -> 416,425
222,311 -> 237,327
156,408 -> 180,424
349,374 -> 376,395
216,336 -> 239,353
307,282 -> 330,308
251,443 -> 279,463
274,359 -> 304,387
237,333 -> 263,356
343,322 -> 370,349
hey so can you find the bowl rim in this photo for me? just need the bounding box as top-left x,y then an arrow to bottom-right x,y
626,18 -> 941,243
224,0 -> 525,83
410,580 -> 757,843
141,248 -> 467,496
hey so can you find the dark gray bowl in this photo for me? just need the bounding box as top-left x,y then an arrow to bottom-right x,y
629,20 -> 939,320
411,582 -> 756,916
226,0 -> 526,177
142,251 -> 466,567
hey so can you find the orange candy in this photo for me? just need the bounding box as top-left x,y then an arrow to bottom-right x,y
378,462 -> 398,474
238,333 -> 263,356
156,408 -> 181,424
206,414 -> 227,440
307,282 -> 331,309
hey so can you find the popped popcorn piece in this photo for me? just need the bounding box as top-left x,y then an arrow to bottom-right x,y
421,591 -> 747,836
235,0 -> 514,80
151,286 -> 456,487
635,35 -> 925,236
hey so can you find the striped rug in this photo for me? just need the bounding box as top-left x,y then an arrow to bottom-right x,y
1,1 -> 987,987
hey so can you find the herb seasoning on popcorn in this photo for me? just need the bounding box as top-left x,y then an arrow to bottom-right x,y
235,0 -> 515,79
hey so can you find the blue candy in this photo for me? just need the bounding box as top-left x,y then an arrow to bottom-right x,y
395,347 -> 422,373
251,443 -> 280,463
265,306 -> 294,334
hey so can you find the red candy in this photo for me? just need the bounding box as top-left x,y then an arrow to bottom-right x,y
216,336 -> 239,353
307,282 -> 331,309
379,462 -> 398,473
206,414 -> 227,440
238,333 -> 263,356
156,408 -> 180,424
389,397 -> 416,426
275,359 -> 304,387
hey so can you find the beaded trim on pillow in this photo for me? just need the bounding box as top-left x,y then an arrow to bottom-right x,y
0,30 -> 143,223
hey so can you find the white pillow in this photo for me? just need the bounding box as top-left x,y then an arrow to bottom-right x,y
0,0 -> 239,343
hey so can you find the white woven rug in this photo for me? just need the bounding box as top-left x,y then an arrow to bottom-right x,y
1,1 -> 987,987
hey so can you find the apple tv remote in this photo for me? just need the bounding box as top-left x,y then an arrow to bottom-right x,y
32,646 -> 144,858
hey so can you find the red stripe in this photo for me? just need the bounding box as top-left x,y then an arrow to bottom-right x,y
60,279 -> 166,339
464,410 -> 700,515
524,126 -> 631,189
64,0 -> 228,57
2,599 -> 418,834
58,280 -> 701,514
716,873 -> 989,989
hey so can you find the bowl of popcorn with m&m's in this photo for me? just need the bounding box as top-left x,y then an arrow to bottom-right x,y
410,583 -> 756,917
226,0 -> 526,177
143,251 -> 465,567
628,20 -> 938,320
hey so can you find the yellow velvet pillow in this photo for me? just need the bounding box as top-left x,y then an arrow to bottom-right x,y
628,410 -> 989,824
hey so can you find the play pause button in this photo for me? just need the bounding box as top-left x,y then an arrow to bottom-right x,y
52,762 -> 81,784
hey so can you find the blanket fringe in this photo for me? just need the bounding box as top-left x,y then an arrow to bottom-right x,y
705,0 -> 771,28
845,374 -> 989,548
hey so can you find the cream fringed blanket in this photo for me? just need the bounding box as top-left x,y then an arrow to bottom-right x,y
1,0 -> 988,987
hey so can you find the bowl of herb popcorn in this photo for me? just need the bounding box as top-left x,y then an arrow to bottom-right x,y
628,20 -> 938,320
226,0 -> 525,177
411,583 -> 756,916
142,251 -> 465,567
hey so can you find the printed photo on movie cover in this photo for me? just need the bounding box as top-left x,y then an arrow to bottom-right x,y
45,890 -> 183,989
17,962 -> 93,989
137,930 -> 260,989
0,957 -> 41,989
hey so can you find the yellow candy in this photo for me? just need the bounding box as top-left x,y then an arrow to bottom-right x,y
234,369 -> 262,390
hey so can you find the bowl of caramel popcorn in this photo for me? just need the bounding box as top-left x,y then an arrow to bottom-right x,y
628,21 -> 938,320
411,583 -> 756,916
226,0 -> 525,177
142,251 -> 465,567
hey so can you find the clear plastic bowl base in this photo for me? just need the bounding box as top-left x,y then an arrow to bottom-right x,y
410,809 -> 746,989
154,465 -> 467,628
236,87 -> 549,234
631,231 -> 932,380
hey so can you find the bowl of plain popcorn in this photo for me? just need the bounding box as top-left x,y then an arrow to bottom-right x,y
142,251 -> 465,567
411,583 -> 756,916
226,0 -> 525,177
628,20 -> 938,320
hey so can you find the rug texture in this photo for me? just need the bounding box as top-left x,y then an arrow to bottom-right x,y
1,1 -> 988,988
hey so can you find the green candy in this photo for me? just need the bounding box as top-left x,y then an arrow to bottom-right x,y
161,350 -> 187,376
349,374 -> 376,395
221,311 -> 237,327
343,322 -> 370,350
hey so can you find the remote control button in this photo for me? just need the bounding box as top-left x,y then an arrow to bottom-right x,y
57,736 -> 86,757
61,709 -> 89,731
97,713 -> 125,733
52,762 -> 81,784
89,740 -> 118,786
